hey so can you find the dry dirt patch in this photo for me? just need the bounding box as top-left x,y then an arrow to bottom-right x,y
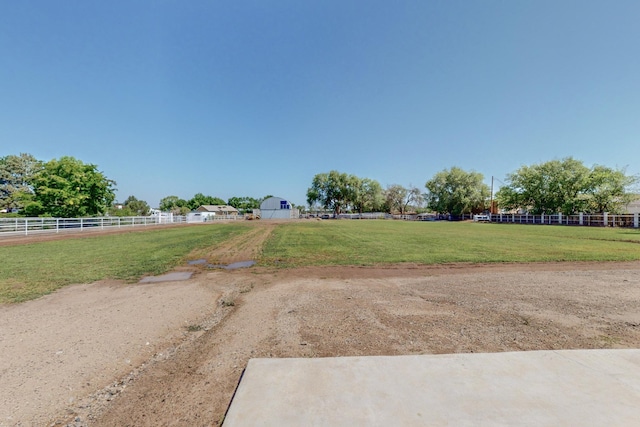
197,222 -> 275,265
0,277 -> 224,426
1,262 -> 640,426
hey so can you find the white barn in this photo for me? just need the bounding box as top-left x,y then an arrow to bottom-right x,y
259,196 -> 299,219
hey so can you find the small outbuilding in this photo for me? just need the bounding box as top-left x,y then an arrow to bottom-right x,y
258,197 -> 298,219
195,205 -> 239,219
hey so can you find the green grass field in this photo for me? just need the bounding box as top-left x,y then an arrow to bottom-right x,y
261,220 -> 640,266
1,220 -> 640,303
0,224 -> 250,303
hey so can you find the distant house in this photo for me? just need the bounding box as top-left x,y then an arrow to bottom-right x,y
195,205 -> 239,219
258,196 -> 299,219
624,198 -> 640,214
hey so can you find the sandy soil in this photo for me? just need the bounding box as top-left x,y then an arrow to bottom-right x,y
1,227 -> 640,426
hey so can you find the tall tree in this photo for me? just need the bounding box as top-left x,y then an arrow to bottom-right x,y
307,171 -> 359,215
0,153 -> 42,211
384,184 -> 424,214
159,195 -> 189,214
159,195 -> 180,212
495,158 -> 636,214
123,195 -> 150,216
24,156 -> 116,217
425,167 -> 489,215
187,193 -> 226,210
228,196 -> 260,214
583,165 -> 637,214
384,184 -> 408,214
352,178 -> 383,213
496,158 -> 590,214
404,186 -> 425,213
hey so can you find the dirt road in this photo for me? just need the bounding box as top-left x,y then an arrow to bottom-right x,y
2,260 -> 640,426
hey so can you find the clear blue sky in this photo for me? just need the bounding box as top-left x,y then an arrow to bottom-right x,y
2,1 -> 639,208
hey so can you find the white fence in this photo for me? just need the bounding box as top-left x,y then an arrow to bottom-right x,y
490,212 -> 639,228
0,215 -> 189,237
303,211 -> 639,228
336,213 -> 390,220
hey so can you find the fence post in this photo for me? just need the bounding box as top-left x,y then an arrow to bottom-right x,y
635,213 -> 639,229
603,212 -> 608,227
579,213 -> 584,226
558,213 -> 562,225
80,218 -> 83,231
24,218 -> 28,236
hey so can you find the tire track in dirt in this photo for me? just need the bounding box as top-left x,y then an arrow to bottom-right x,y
198,222 -> 276,265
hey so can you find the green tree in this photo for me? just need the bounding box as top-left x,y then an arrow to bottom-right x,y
405,186 -> 425,213
123,195 -> 150,216
159,195 -> 189,214
384,185 -> 425,214
228,196 -> 260,214
495,158 -> 636,214
583,165 -> 638,214
0,153 -> 42,211
307,171 -> 359,215
425,167 -> 489,215
352,178 -> 384,213
187,193 -> 226,210
496,158 -> 590,214
159,195 -> 179,212
109,203 -> 134,217
24,156 -> 116,217
384,184 -> 408,214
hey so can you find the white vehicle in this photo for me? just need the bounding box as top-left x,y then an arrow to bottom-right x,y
473,214 -> 491,222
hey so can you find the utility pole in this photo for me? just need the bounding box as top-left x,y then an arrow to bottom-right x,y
490,176 -> 494,214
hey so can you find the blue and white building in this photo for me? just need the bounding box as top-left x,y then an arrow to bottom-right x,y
258,196 -> 299,219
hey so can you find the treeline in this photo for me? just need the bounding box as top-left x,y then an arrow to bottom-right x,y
0,153 -> 275,218
158,194 -> 271,215
496,158 -> 637,215
0,153 -> 116,217
308,158 -> 638,216
3,152 -> 636,218
306,168 -> 488,215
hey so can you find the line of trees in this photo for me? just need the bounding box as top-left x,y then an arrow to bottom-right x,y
0,153 -> 116,217
306,171 -> 427,215
3,152 -> 636,219
158,194 -> 273,215
109,195 -> 151,217
306,168 -> 490,216
0,153 -> 272,218
307,159 -> 638,216
495,158 -> 637,215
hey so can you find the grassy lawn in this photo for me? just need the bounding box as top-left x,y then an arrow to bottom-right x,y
3,220 -> 640,303
0,224 -> 250,303
261,220 -> 640,266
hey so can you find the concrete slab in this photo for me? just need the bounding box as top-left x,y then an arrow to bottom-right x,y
222,350 -> 640,427
138,272 -> 193,283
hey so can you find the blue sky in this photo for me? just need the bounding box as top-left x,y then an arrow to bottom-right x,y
2,1 -> 639,208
